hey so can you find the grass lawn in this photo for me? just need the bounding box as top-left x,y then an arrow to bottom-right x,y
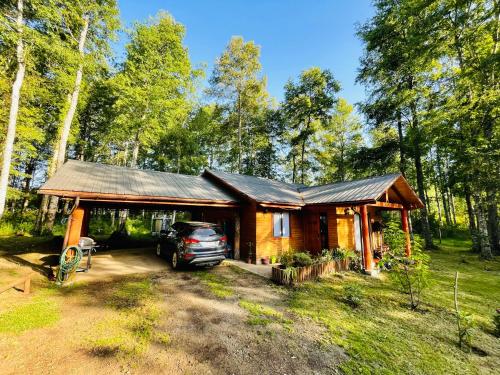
288,237 -> 500,374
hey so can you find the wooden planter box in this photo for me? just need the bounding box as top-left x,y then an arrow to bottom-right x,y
272,259 -> 350,285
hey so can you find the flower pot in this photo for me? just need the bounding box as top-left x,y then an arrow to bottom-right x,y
261,257 -> 270,265
247,257 -> 252,264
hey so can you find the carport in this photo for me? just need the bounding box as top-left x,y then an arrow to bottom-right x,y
39,160 -> 242,259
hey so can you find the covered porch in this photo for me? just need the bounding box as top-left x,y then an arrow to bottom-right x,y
300,174 -> 423,274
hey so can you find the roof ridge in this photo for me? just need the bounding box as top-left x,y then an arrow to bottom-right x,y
299,173 -> 402,192
205,168 -> 303,191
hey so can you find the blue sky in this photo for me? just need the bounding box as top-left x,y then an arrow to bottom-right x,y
116,0 -> 374,106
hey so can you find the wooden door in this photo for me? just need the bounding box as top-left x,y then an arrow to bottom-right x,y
305,213 -> 321,254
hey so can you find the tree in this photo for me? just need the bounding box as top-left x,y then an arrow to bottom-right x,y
282,67 -> 340,184
209,36 -> 268,173
357,0 -> 442,249
316,98 -> 363,183
110,11 -> 196,169
0,0 -> 26,219
42,0 -> 119,232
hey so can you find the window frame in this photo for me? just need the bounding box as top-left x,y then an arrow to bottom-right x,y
273,212 -> 290,238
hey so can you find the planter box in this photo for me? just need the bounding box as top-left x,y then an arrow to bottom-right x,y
272,259 -> 350,285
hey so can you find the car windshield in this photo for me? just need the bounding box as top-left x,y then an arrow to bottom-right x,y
191,227 -> 223,237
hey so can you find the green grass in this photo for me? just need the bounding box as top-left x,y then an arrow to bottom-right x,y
0,292 -> 60,334
194,270 -> 234,298
288,237 -> 500,375
87,277 -> 164,359
239,299 -> 292,328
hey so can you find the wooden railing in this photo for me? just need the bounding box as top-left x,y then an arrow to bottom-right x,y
0,272 -> 34,295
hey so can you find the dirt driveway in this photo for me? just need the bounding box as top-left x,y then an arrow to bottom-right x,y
0,254 -> 345,375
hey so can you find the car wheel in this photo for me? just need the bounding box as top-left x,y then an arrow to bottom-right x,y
156,243 -> 161,257
171,252 -> 179,269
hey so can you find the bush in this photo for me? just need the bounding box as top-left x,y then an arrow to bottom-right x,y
279,251 -> 294,268
332,247 -> 355,261
292,252 -> 313,267
343,284 -> 363,307
457,312 -> 475,352
382,222 -> 430,309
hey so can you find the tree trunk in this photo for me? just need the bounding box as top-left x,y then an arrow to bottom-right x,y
413,141 -> 433,249
465,184 -> 479,252
300,137 -> 306,184
44,15 -> 89,233
473,194 -> 493,259
237,90 -> 242,173
292,152 -> 296,184
448,189 -> 457,225
434,183 -> 442,243
397,113 -> 406,177
21,159 -> 35,214
56,15 -> 89,171
0,0 -> 25,219
486,188 -> 499,255
131,132 -> 140,168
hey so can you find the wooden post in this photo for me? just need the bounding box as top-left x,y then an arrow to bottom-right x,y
234,213 -> 240,260
81,206 -> 91,237
67,206 -> 85,246
401,207 -> 411,257
360,205 -> 373,272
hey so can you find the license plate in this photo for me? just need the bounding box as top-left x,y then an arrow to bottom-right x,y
199,241 -> 217,247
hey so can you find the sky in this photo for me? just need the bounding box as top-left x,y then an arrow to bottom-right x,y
116,0 -> 375,106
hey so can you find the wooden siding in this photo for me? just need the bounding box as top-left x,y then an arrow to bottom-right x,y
239,202 -> 257,262
255,209 -> 304,260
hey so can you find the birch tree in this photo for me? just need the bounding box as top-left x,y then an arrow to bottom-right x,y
0,0 -> 25,219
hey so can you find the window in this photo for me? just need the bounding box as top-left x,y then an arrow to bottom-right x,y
273,212 -> 290,238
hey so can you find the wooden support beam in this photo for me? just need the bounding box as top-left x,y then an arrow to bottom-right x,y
67,207 -> 85,247
81,207 -> 91,237
234,213 -> 240,260
360,205 -> 373,272
401,207 -> 411,256
368,201 -> 404,210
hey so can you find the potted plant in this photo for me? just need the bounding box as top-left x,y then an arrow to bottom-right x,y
270,255 -> 277,264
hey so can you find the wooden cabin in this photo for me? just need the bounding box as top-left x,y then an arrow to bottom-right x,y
39,160 -> 423,273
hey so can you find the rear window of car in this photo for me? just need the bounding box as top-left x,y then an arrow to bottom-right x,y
191,226 -> 223,237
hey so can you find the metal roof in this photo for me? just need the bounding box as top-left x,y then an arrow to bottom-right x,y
299,174 -> 401,204
39,160 -> 422,208
204,169 -> 304,205
39,160 -> 237,203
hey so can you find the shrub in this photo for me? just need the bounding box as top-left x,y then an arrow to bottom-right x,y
349,253 -> 362,272
382,224 -> 429,309
457,312 -> 475,351
343,284 -> 363,307
292,252 -> 313,267
279,251 -> 294,268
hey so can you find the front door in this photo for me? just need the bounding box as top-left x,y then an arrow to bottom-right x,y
319,213 -> 329,250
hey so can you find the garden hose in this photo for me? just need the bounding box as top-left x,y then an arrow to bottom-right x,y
56,245 -> 83,284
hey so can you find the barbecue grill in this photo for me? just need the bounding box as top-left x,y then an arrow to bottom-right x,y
77,236 -> 98,272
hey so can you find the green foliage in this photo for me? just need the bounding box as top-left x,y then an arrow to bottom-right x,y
208,36 -> 272,174
342,283 -> 364,308
316,98 -> 364,183
282,67 -> 341,184
289,237 -> 500,374
457,311 -> 475,352
383,223 -> 430,309
292,252 -> 313,267
110,11 -> 197,168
